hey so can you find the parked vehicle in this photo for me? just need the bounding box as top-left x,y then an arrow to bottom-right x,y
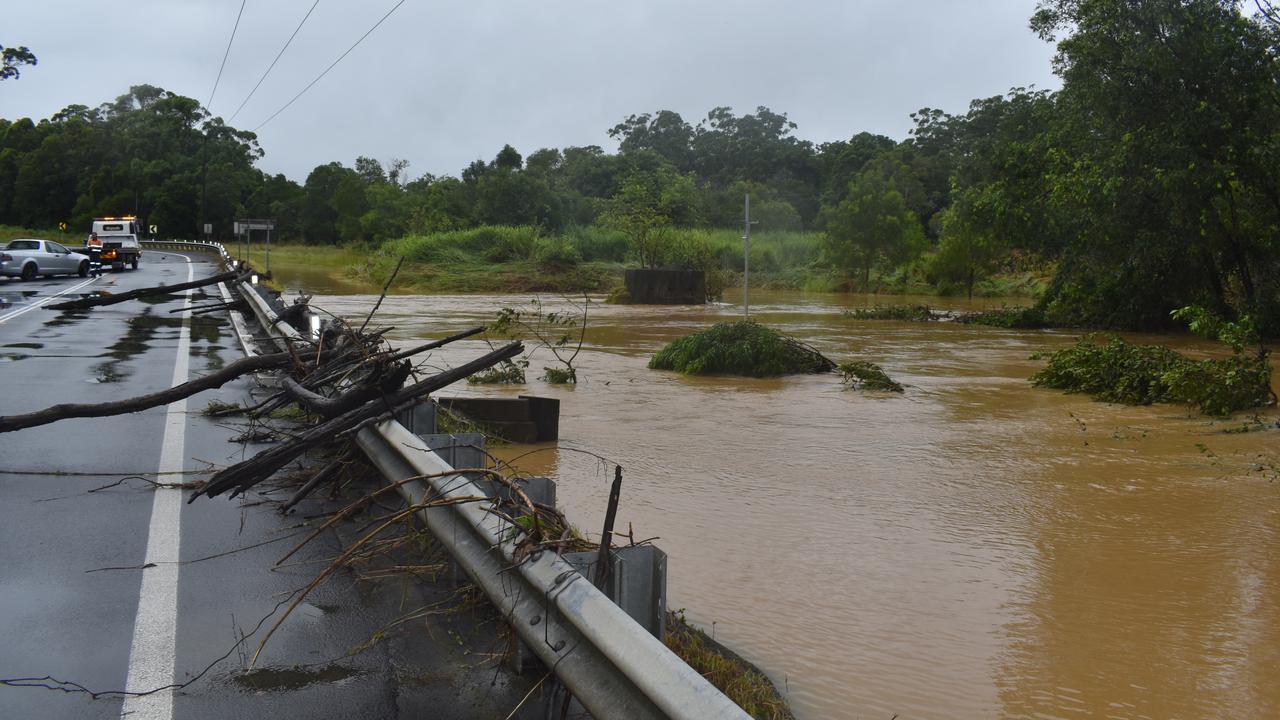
82,216 -> 143,270
0,239 -> 92,280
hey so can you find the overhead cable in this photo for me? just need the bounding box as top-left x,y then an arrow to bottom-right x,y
228,0 -> 322,123
251,0 -> 406,133
207,0 -> 249,111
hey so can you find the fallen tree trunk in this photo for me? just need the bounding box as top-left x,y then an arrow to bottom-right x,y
48,270 -> 251,311
194,341 -> 524,501
0,349 -> 296,433
388,326 -> 486,362
280,361 -> 412,418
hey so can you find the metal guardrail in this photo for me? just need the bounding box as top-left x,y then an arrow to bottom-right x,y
231,280 -> 751,720
237,280 -> 301,353
354,422 -> 750,720
140,239 -> 232,264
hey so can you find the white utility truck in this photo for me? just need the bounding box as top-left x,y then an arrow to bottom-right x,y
86,216 -> 142,271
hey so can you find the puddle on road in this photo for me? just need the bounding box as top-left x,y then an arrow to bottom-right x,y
43,310 -> 90,329
232,663 -> 361,692
0,290 -> 39,308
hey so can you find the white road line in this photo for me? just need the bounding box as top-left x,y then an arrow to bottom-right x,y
0,276 -> 98,324
120,256 -> 194,720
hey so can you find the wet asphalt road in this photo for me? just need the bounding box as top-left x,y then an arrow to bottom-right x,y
0,253 -> 537,719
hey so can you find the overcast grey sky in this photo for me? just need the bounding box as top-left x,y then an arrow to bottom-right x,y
5,1 -> 1059,182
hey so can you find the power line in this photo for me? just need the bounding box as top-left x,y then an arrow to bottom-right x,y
207,0 -> 249,111
228,0 -> 322,123
251,0 -> 406,133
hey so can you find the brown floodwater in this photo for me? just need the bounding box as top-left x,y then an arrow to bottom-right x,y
306,286 -> 1278,720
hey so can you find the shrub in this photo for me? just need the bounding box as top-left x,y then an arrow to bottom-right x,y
533,237 -> 582,269
467,359 -> 527,384
846,305 -> 936,322
956,306 -> 1047,329
649,321 -> 836,377
1030,336 -> 1273,416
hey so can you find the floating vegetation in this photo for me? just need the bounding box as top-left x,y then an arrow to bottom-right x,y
648,321 -> 835,377
665,610 -> 794,720
1031,335 -> 1274,416
467,358 -> 528,384
845,304 -> 937,322
955,306 -> 1047,329
541,366 -> 575,384
837,361 -> 904,392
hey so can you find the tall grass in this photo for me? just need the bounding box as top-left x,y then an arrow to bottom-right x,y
0,224 -> 85,245
374,225 -> 823,272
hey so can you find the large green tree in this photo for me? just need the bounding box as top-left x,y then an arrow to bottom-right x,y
820,172 -> 926,290
1,44 -> 36,81
1031,0 -> 1280,329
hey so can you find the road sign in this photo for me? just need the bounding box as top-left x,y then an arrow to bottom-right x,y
203,223 -> 213,235
149,225 -> 158,234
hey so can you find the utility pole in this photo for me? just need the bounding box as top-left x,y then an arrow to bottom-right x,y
743,193 -> 756,319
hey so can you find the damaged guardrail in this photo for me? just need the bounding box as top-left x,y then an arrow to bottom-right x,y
232,281 -> 751,720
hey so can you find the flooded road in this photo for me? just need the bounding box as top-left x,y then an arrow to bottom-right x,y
306,286 -> 1278,720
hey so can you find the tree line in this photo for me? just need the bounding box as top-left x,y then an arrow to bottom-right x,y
2,0 -> 1278,332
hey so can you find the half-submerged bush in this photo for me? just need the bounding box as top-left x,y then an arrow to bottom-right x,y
467,359 -> 527,384
837,361 -> 904,392
956,306 -> 1047,328
845,305 -> 937,322
648,321 -> 835,377
1030,336 -> 1273,416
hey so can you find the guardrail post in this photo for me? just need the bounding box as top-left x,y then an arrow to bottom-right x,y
394,400 -> 438,435
563,546 -> 668,641
413,432 -> 487,471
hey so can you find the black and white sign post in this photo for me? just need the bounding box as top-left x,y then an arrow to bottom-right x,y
235,219 -> 277,274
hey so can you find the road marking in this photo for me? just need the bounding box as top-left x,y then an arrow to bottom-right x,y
0,276 -> 98,324
120,256 -> 194,720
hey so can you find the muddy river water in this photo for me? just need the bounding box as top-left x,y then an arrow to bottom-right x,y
300,278 -> 1277,719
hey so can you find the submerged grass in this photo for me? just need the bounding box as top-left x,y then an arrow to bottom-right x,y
1030,335 -> 1274,416
649,321 -> 835,377
665,611 -> 794,720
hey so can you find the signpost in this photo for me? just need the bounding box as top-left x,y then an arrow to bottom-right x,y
235,219 -> 276,273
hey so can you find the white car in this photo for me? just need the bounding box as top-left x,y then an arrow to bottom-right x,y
0,239 -> 91,280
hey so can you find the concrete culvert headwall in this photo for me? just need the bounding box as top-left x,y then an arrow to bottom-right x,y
624,269 -> 706,305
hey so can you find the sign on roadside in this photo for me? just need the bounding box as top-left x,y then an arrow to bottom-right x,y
203,223 -> 213,235
149,224 -> 158,235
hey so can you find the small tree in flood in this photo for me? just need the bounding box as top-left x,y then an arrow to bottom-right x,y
489,295 -> 590,383
601,168 -> 699,268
